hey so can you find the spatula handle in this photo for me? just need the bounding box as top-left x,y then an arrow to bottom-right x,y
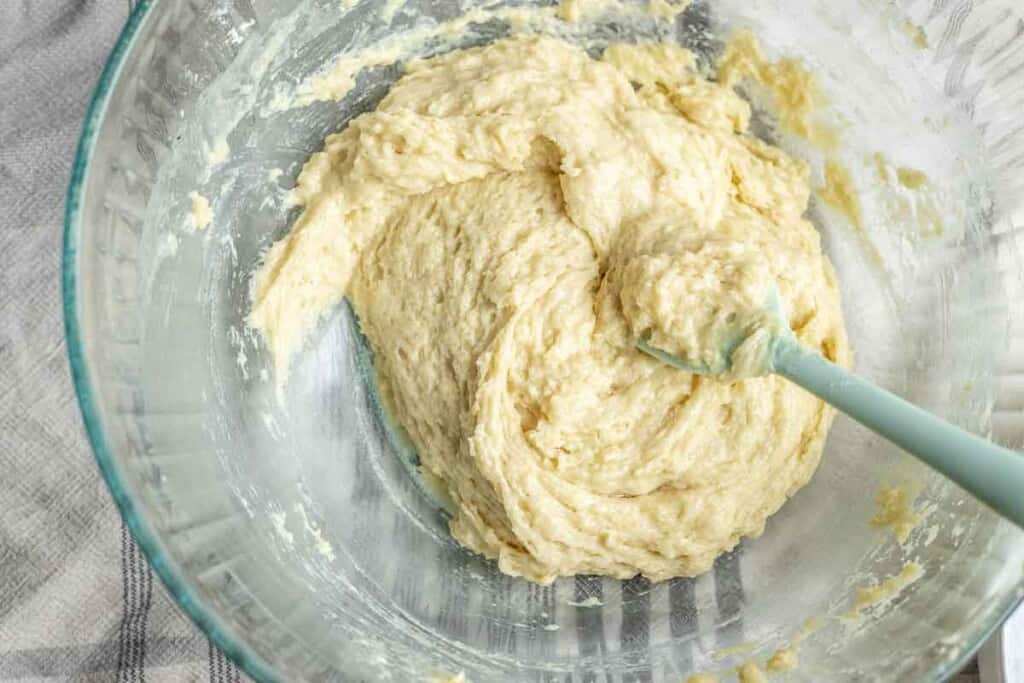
773,337 -> 1024,529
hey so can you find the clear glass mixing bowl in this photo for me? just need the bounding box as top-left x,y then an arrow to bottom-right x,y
64,0 -> 1024,680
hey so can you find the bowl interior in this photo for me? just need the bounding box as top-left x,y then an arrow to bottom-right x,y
68,0 -> 1024,680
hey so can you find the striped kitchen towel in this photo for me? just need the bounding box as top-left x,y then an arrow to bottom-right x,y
0,1 -> 248,680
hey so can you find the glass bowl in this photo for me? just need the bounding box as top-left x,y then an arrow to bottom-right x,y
64,0 -> 1024,680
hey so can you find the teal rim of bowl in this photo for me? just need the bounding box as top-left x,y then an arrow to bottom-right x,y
61,1 -> 281,681
61,2 -> 1023,681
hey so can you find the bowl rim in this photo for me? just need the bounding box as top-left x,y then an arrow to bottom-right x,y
60,1 -> 1023,681
61,1 -> 281,681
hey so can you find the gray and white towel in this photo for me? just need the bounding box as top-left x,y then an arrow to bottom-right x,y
0,2 -> 246,680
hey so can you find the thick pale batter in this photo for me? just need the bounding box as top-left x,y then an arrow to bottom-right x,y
250,36 -> 850,583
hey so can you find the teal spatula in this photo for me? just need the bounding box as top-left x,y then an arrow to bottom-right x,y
638,291 -> 1024,530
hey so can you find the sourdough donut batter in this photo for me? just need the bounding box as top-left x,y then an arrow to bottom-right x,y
250,36 -> 850,583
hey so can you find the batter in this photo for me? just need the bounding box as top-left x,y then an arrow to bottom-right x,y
250,36 -> 850,583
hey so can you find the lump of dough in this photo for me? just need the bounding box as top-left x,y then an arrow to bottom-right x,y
614,235 -> 778,376
250,36 -> 850,583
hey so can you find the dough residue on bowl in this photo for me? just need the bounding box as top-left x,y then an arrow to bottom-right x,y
250,35 -> 850,583
189,191 -> 213,231
870,484 -> 921,544
736,661 -> 768,683
685,673 -> 719,683
845,561 -> 923,618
